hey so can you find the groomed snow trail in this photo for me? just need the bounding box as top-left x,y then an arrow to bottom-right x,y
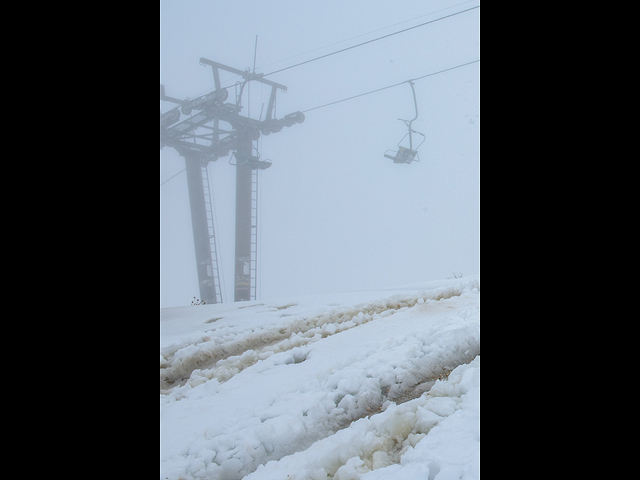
160,278 -> 479,480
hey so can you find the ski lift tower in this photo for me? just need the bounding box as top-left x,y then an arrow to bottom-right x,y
160,58 -> 305,303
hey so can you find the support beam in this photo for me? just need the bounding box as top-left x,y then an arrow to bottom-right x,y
184,153 -> 217,304
233,131 -> 254,302
199,57 -> 287,92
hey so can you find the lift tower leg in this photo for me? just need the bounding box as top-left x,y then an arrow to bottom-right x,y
162,58 -> 304,303
184,153 -> 218,304
234,130 -> 254,302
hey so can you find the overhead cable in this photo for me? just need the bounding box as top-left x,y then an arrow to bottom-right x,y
160,168 -> 186,187
256,0 -> 477,72
301,59 -> 480,113
161,60 -> 479,186
165,5 -> 479,107
263,5 -> 479,77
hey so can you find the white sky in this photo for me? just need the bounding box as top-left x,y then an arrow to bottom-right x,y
160,0 -> 480,307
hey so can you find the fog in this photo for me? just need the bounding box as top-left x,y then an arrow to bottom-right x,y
160,0 -> 479,307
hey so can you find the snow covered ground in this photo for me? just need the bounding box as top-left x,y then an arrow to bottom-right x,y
160,276 -> 480,480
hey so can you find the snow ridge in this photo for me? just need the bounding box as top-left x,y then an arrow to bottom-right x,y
246,357 -> 480,480
160,278 -> 480,480
160,279 -> 479,396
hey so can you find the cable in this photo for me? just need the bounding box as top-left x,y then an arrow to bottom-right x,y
263,5 -> 479,77
161,59 -> 480,152
181,2 -> 478,99
255,1 -> 477,72
160,168 -> 186,187
301,59 -> 479,113
162,61 -> 478,185
164,5 -> 479,110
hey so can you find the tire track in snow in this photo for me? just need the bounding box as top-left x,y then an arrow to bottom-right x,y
160,283 -> 479,479
323,313 -> 479,433
169,350 -> 480,480
244,356 -> 480,480
160,280 -> 479,394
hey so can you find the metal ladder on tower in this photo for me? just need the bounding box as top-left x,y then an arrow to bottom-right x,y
201,165 -> 223,303
249,169 -> 259,300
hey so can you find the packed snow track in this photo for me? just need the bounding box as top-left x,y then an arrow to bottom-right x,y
160,277 -> 480,480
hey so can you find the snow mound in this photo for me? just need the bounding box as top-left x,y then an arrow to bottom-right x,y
160,277 -> 479,480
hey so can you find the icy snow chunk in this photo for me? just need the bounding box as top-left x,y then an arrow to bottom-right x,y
414,406 -> 442,432
423,397 -> 457,417
360,463 -> 429,479
255,414 -> 307,455
334,456 -> 368,480
310,467 -> 329,480
220,458 -> 243,479
432,465 -> 464,480
372,451 -> 391,469
323,323 -> 337,335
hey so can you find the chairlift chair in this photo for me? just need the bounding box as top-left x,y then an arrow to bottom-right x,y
384,81 -> 425,164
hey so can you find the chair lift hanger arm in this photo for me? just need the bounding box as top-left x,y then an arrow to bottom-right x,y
405,80 -> 418,150
383,80 -> 425,164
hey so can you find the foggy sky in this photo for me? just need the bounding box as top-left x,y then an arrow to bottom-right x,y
160,0 -> 480,307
